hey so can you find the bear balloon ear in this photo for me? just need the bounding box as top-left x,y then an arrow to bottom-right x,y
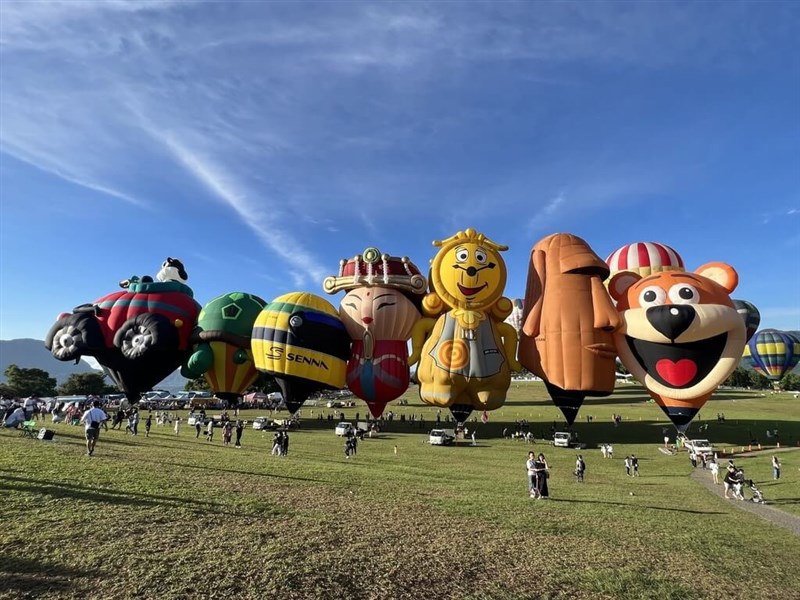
695,262 -> 738,294
608,271 -> 641,303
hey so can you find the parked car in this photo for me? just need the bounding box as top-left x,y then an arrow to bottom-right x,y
186,413 -> 211,427
335,422 -> 354,436
552,431 -> 585,449
684,439 -> 714,455
327,400 -> 344,409
429,429 -> 455,446
252,417 -> 275,431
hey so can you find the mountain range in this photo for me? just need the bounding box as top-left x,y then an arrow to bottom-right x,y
0,338 -> 188,391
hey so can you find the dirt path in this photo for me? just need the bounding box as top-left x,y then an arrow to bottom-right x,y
690,469 -> 800,536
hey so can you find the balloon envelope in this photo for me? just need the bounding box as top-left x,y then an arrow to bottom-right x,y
732,299 -> 760,343
182,292 -> 267,404
252,292 -> 350,414
743,329 -> 800,381
45,280 -> 201,402
606,242 -> 685,279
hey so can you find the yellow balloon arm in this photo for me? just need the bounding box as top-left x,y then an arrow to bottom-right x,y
409,318 -> 437,366
496,321 -> 522,372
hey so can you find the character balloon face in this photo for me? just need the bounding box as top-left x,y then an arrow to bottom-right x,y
609,262 -> 746,429
519,234 -> 620,425
339,287 -> 420,341
430,229 -> 508,311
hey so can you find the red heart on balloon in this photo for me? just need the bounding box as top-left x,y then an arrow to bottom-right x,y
655,359 -> 697,387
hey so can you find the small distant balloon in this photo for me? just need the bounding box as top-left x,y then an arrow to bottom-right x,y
732,299 -> 760,343
504,299 -> 524,335
743,329 -> 800,382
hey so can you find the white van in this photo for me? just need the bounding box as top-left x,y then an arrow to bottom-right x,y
429,429 -> 455,446
335,422 -> 354,436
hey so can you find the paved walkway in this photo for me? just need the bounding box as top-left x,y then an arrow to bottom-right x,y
690,469 -> 800,536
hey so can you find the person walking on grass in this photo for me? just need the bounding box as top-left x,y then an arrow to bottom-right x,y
526,451 -> 537,498
235,420 -> 244,448
174,417 -> 181,436
222,421 -> 233,446
195,420 -> 202,439
772,455 -> 781,480
206,419 -> 214,442
145,414 -> 152,438
575,455 -> 585,483
534,453 -> 550,499
624,456 -> 632,476
79,400 -> 108,456
710,458 -> 719,485
631,455 -> 639,477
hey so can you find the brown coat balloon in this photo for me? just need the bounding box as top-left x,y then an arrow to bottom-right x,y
519,233 -> 620,425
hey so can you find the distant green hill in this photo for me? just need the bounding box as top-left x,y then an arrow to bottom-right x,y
0,338 -> 99,384
0,338 -> 189,391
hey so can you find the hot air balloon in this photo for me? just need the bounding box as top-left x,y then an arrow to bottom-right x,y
45,259 -> 201,403
409,228 -> 521,424
743,329 -> 800,386
518,234 -> 620,426
504,298 -> 524,336
606,242 -> 685,279
323,247 -> 427,418
732,299 -> 761,343
181,292 -> 267,407
609,262 -> 746,431
251,292 -> 351,415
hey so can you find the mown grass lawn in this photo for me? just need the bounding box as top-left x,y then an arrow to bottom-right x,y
2,382 -> 799,600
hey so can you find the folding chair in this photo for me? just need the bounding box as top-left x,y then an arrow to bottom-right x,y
20,420 -> 38,438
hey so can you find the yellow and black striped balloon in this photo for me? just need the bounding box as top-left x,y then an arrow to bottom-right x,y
252,292 -> 350,389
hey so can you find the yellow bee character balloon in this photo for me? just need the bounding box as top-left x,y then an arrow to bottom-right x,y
409,228 -> 521,422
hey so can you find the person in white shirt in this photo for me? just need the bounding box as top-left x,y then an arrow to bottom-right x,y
79,400 -> 108,456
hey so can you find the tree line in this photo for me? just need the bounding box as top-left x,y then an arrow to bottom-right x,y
0,364 -> 279,398
1,363 -> 796,399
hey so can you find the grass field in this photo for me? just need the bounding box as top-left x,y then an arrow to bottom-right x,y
2,382 -> 799,600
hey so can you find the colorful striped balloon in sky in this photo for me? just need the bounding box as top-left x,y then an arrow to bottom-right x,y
742,329 -> 800,382
605,242 -> 685,279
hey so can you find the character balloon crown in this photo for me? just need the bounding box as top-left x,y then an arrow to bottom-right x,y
432,227 -> 508,251
323,247 -> 427,295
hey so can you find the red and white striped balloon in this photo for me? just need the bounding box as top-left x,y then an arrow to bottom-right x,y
605,242 -> 685,279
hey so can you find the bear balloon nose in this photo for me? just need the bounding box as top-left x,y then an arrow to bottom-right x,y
466,266 -> 477,277
646,305 -> 696,341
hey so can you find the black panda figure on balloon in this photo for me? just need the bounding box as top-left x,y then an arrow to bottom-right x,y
119,257 -> 188,289
157,257 -> 188,284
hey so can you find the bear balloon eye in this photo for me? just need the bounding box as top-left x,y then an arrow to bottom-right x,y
475,248 -> 488,264
455,248 -> 469,263
668,283 -> 699,305
638,286 -> 666,307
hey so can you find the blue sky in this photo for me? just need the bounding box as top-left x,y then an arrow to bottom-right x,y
1,0 -> 798,341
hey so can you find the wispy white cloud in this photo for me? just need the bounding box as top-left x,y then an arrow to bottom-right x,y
1,0 -> 796,279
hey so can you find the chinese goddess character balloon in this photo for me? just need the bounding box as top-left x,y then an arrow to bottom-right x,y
409,228 -> 521,423
323,247 -> 427,418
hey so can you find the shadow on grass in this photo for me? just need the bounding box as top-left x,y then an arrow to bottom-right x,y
144,460 -> 326,483
0,555 -> 91,595
0,473 -> 286,518
547,497 -> 726,515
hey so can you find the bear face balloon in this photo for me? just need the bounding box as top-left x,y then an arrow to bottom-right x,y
609,262 -> 746,431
